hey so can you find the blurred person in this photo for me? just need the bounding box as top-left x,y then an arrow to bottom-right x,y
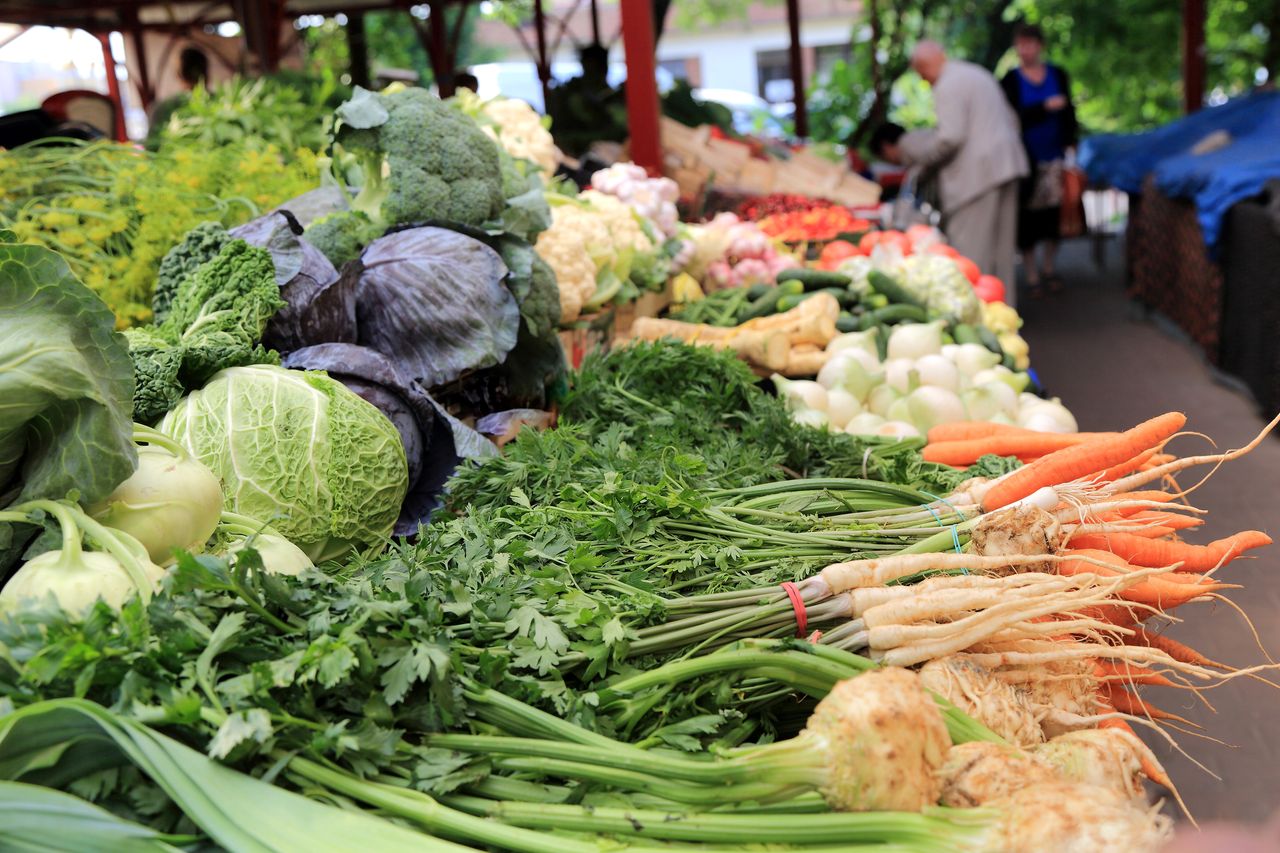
546,42 -> 627,156
146,45 -> 210,148
877,41 -> 1028,303
1001,22 -> 1078,297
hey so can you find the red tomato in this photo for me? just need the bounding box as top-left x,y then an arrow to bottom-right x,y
859,230 -> 912,255
925,243 -> 961,259
952,255 -> 982,284
819,240 -> 861,267
974,274 -> 1007,303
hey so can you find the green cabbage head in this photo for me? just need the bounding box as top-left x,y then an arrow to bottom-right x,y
158,365 -> 407,562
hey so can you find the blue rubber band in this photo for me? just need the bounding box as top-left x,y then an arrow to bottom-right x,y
921,491 -> 967,522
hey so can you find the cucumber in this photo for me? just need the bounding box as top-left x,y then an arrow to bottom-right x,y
952,323 -> 983,346
776,292 -> 817,312
867,269 -> 925,308
869,304 -> 929,325
837,312 -> 859,333
978,325 -> 1005,355
866,293 -> 890,309
739,281 -> 802,322
776,268 -> 853,291
745,283 -> 772,300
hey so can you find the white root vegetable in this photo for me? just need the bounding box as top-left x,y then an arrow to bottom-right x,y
968,504 -> 1063,571
1033,729 -> 1153,802
980,782 -> 1172,852
801,667 -> 950,811
920,656 -> 1044,747
938,741 -> 1055,807
772,375 -> 829,411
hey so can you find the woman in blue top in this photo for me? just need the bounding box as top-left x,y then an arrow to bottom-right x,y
1001,23 -> 1078,296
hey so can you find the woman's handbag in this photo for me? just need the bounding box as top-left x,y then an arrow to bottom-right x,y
1060,164 -> 1088,238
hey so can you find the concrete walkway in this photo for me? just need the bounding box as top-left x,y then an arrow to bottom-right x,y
1018,239 -> 1280,824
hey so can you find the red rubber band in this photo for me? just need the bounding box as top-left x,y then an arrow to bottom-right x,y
780,581 -> 807,638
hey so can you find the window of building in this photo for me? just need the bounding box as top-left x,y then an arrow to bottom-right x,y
814,43 -> 852,80
755,48 -> 790,102
658,58 -> 691,81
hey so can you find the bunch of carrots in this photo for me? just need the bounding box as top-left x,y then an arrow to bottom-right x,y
915,410 -> 1279,811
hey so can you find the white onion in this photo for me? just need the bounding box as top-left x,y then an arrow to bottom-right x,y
1017,397 -> 1078,433
844,413 -> 886,435
876,420 -> 921,439
913,354 -> 960,391
887,321 -> 946,361
825,389 -> 862,428
867,384 -> 901,417
792,408 -> 830,429
825,329 -> 880,359
907,386 -> 967,431
950,343 -> 1001,377
883,359 -> 916,394
817,355 -> 881,401
772,374 -> 829,412
886,397 -> 913,424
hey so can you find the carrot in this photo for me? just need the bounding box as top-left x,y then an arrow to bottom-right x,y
1056,552 -> 1228,610
1094,660 -> 1177,687
923,433 -> 1105,466
1109,491 -> 1180,515
1096,715 -> 1175,790
1093,447 -> 1158,482
981,412 -> 1188,512
1121,525 -> 1179,540
1068,530 -> 1273,573
927,422 -> 1118,443
1101,684 -> 1192,724
1130,626 -> 1227,670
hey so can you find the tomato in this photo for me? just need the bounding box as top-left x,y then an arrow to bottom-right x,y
925,243 -> 961,259
859,230 -> 911,255
952,255 -> 982,284
819,240 -> 861,269
973,274 -> 1007,303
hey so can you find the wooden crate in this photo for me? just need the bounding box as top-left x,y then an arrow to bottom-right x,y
558,312 -> 614,370
613,280 -> 675,338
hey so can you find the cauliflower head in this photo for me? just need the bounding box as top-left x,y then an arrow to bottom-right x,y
481,97 -> 558,174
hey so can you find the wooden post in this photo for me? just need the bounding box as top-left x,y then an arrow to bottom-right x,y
532,0 -> 552,112
1182,0 -> 1205,113
428,0 -> 453,96
347,11 -> 370,88
122,9 -> 154,109
97,32 -> 128,141
619,0 -> 662,174
785,0 -> 808,138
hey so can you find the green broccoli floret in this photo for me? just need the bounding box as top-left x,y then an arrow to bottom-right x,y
153,221 -> 232,322
498,150 -> 552,243
335,87 -> 505,230
126,240 -> 283,421
303,210 -> 380,268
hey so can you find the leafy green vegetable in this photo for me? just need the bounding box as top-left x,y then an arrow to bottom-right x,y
0,781 -> 192,852
302,210 -> 380,268
335,87 -> 505,230
0,699 -> 457,851
158,365 -> 408,562
151,221 -> 233,323
127,240 -> 284,422
0,240 -> 136,513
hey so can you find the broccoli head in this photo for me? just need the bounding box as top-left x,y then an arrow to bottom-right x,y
153,221 -> 232,322
334,87 -> 505,230
303,210 -> 381,268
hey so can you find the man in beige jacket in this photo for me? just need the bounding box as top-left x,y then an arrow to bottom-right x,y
879,42 -> 1029,304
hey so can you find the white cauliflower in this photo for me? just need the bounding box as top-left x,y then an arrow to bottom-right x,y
534,192 -> 653,323
479,97 -> 559,174
900,255 -> 983,325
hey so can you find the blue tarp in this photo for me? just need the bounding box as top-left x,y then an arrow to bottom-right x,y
1079,92 -> 1280,249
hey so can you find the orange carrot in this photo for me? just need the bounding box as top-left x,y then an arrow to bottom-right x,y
1056,551 -> 1229,610
1129,511 -> 1204,531
1068,530 -> 1273,573
1121,525 -> 1179,540
923,433 -> 1106,466
981,412 -> 1187,512
1094,660 -> 1177,687
1094,447 -> 1158,482
926,422 -> 1118,443
1101,684 -> 1191,723
1097,715 -> 1174,789
1130,626 -> 1227,669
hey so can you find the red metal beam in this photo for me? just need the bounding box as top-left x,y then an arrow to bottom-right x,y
1182,0 -> 1206,113
97,31 -> 128,141
618,0 -> 660,174
784,0 -> 807,137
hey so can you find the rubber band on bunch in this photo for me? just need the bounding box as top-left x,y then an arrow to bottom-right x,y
780,581 -> 808,638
